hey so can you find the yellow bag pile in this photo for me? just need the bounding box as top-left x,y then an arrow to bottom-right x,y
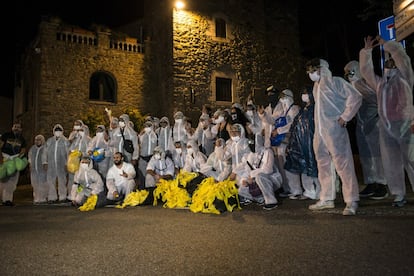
153,178 -> 191,209
67,150 -> 82,174
79,194 -> 98,211
115,189 -> 149,209
189,177 -> 240,214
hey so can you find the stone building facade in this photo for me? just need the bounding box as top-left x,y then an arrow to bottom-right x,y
15,0 -> 303,142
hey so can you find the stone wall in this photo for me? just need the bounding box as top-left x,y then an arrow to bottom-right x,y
18,17 -> 145,140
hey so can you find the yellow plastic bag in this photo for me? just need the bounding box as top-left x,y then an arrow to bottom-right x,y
67,150 -> 82,174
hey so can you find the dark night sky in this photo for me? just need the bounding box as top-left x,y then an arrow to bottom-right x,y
9,0 -> 388,98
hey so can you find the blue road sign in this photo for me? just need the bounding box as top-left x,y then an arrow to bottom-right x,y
378,16 -> 405,70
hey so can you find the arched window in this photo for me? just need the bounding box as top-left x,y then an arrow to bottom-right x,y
89,72 -> 117,103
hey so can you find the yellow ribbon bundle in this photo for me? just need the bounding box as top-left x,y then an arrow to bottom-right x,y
190,177 -> 240,214
78,194 -> 98,211
153,178 -> 191,209
176,170 -> 198,188
115,190 -> 149,209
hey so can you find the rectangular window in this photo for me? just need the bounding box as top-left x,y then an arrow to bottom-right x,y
215,18 -> 226,38
216,77 -> 232,102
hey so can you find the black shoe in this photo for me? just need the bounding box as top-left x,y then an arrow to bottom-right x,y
369,184 -> 389,200
3,201 -> 14,206
263,203 -> 278,210
359,184 -> 376,198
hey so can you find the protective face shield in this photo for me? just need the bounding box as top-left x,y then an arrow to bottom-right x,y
309,71 -> 320,82
118,121 -> 126,128
301,94 -> 310,103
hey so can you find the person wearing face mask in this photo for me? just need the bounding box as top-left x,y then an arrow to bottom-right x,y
208,110 -> 231,142
284,87 -> 320,201
172,111 -> 188,145
171,140 -> 187,176
244,101 -> 264,153
138,121 -> 158,187
87,125 -> 111,183
110,114 -> 139,165
230,102 -> 249,131
183,140 -> 208,195
67,124 -> 91,202
43,124 -> 70,203
157,116 -> 174,157
145,146 -> 175,188
344,60 -> 388,200
359,36 -> 414,207
258,86 -> 283,149
0,121 -> 27,206
70,155 -> 104,208
199,138 -> 232,182
305,58 -> 362,216
192,113 -> 215,157
106,152 -> 136,203
28,134 -> 48,204
269,89 -> 300,197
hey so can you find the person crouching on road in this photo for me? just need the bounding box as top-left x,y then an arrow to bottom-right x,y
106,152 -> 136,203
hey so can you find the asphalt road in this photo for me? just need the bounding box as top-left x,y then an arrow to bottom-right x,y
1,184 -> 414,276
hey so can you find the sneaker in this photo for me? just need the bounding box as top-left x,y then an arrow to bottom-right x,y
240,197 -> 253,206
392,196 -> 407,208
263,203 -> 278,210
289,194 -> 302,200
309,200 -> 335,211
369,184 -> 388,200
343,202 -> 358,216
359,184 -> 376,198
278,191 -> 290,198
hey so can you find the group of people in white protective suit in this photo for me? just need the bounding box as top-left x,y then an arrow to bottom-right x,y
4,36 -> 412,215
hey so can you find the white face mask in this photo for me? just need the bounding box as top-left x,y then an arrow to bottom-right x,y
54,131 -> 62,137
301,94 -> 310,103
348,75 -> 358,82
96,132 -> 104,138
118,121 -> 126,128
246,110 -> 253,117
80,163 -> 89,170
187,148 -> 194,155
79,131 -> 85,137
144,127 -> 152,133
216,116 -> 224,124
74,125 -> 81,130
175,119 -> 182,124
175,148 -> 182,154
231,136 -> 240,142
309,71 -> 320,82
154,153 -> 161,160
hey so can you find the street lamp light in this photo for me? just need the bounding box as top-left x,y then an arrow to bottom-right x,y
175,1 -> 185,10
